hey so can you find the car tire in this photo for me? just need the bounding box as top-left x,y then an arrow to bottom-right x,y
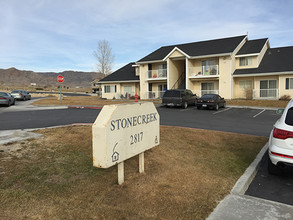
214,104 -> 219,111
182,101 -> 188,109
223,102 -> 226,108
6,101 -> 11,107
23,96 -> 26,101
268,157 -> 281,175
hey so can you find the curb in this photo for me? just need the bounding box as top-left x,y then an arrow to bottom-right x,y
68,106 -> 103,109
231,142 -> 269,195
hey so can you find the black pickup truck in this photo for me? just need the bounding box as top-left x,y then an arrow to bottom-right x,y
162,89 -> 198,109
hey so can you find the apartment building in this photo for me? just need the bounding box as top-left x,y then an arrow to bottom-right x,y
99,35 -> 293,100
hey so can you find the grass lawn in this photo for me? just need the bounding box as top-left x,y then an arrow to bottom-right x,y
31,95 -> 289,108
0,126 -> 267,219
32,95 -> 161,106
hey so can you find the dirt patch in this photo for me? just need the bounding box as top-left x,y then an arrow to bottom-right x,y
0,125 -> 267,219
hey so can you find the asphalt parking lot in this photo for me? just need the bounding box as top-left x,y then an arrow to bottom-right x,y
157,105 -> 280,137
246,152 -> 293,206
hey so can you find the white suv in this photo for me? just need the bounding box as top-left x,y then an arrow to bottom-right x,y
268,99 -> 293,174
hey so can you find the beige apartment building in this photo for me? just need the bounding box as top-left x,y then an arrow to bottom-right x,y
99,35 -> 293,100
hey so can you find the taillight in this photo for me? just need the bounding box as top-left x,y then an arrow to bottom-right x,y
273,128 -> 293,140
19,93 -> 23,96
197,100 -> 203,103
0,98 -> 6,100
208,100 -> 214,103
271,151 -> 293,159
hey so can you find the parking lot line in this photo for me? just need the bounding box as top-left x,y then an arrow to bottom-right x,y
179,108 -> 192,112
213,107 -> 232,115
253,109 -> 265,118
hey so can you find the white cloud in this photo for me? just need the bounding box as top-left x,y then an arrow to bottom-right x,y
1,0 -> 293,71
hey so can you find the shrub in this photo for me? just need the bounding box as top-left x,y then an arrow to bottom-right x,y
279,95 -> 291,101
244,89 -> 253,100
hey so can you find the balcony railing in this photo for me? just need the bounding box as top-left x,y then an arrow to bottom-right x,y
146,91 -> 165,99
189,65 -> 219,77
253,89 -> 278,99
146,69 -> 167,80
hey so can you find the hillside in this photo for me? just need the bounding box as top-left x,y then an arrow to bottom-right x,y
0,68 -> 103,88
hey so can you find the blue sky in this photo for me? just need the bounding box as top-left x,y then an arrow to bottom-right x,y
1,0 -> 293,72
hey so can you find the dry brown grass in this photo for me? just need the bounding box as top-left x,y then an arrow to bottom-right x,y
31,95 -> 290,108
227,99 -> 289,108
0,126 -> 267,219
32,96 -> 162,106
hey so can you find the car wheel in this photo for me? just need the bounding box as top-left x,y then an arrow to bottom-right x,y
182,101 -> 188,109
268,157 -> 281,175
6,101 -> 11,107
223,102 -> 226,108
23,96 -> 26,101
12,100 -> 15,105
214,104 -> 219,111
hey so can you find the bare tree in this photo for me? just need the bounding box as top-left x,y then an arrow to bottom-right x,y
93,40 -> 114,77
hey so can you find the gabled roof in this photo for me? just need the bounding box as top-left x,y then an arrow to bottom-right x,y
137,35 -> 247,62
234,46 -> 293,75
99,62 -> 139,82
236,38 -> 268,56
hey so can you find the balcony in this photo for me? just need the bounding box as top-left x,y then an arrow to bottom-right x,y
146,69 -> 167,80
189,65 -> 219,78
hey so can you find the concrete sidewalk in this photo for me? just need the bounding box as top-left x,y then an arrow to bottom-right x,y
0,130 -> 43,145
207,143 -> 293,220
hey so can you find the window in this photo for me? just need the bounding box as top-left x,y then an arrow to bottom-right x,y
201,82 -> 214,95
158,64 -> 167,77
202,60 -> 215,66
239,57 -> 252,66
239,80 -> 252,89
286,78 -> 293,90
104,85 -> 116,93
123,85 -> 132,94
285,107 -> 293,126
260,80 -> 277,98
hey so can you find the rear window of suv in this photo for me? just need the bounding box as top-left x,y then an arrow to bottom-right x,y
163,90 -> 181,97
285,107 -> 293,126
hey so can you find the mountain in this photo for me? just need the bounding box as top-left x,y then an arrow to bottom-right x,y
0,68 -> 104,88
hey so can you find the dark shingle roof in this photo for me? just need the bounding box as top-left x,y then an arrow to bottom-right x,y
234,47 -> 293,75
138,35 -> 247,62
236,38 -> 268,55
99,62 -> 139,82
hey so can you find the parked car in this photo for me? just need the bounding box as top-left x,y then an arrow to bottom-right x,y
162,89 -> 197,109
0,92 -> 15,106
196,94 -> 226,110
268,99 -> 293,174
11,90 -> 31,101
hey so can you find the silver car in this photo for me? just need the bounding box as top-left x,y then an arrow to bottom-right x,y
11,90 -> 31,101
0,92 -> 15,106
